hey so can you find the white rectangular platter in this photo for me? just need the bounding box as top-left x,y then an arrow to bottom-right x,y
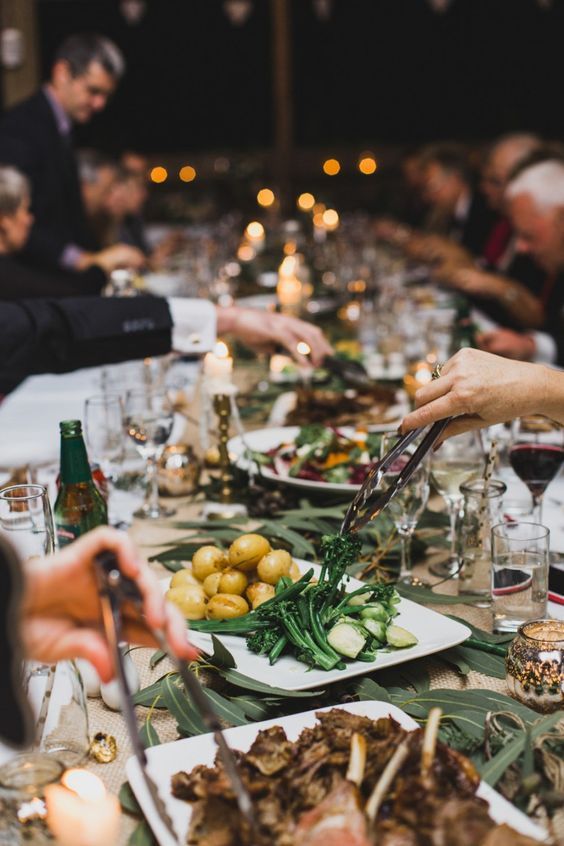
126,700 -> 548,846
171,560 -> 472,692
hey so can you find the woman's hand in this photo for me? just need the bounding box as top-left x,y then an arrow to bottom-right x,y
22,527 -> 198,682
399,348 -> 554,439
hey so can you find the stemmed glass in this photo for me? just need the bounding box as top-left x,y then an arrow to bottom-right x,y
0,484 -> 55,559
509,416 -> 564,524
84,395 -> 125,524
380,434 -> 430,585
124,389 -> 175,519
429,430 -> 484,578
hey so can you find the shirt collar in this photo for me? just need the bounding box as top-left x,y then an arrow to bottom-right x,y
43,85 -> 72,137
454,189 -> 472,223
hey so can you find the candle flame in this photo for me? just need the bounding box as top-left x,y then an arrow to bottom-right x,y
296,341 -> 311,356
62,769 -> 106,803
214,341 -> 229,359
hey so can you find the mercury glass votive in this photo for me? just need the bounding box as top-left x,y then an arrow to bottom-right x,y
506,619 -> 564,712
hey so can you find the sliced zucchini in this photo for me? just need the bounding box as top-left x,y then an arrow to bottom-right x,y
386,624 -> 418,649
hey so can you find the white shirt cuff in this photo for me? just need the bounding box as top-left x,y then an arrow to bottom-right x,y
167,298 -> 216,354
531,331 -> 557,365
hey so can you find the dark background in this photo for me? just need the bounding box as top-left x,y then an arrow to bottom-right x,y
35,0 -> 564,154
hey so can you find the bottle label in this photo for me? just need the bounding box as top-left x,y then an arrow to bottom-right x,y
56,525 -> 81,547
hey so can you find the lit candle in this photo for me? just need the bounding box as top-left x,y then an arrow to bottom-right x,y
203,341 -> 234,391
269,353 -> 293,382
277,256 -> 302,310
45,769 -> 121,846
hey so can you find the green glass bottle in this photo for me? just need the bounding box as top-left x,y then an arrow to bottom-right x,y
54,420 -> 108,547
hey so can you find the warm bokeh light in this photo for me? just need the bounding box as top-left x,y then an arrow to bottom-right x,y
313,212 -> 324,228
348,279 -> 367,294
214,341 -> 230,359
245,221 -> 265,239
279,255 -> 297,277
237,244 -> 256,262
322,208 -> 339,229
283,240 -> 297,255
257,188 -> 275,207
150,166 -> 168,184
179,165 -> 197,182
62,770 -> 106,802
358,156 -> 378,175
313,202 -> 326,215
296,341 -> 311,356
323,158 -> 341,176
297,192 -> 315,211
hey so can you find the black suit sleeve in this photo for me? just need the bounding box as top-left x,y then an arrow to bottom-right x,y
0,296 -> 173,394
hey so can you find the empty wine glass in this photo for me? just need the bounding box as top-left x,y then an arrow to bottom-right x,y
84,395 -> 125,525
430,430 -> 484,578
509,416 -> 564,524
380,434 -> 430,585
124,389 -> 175,519
0,484 -> 55,559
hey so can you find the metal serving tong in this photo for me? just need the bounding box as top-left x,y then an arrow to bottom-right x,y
94,551 -> 257,845
322,354 -> 374,390
340,417 -> 451,534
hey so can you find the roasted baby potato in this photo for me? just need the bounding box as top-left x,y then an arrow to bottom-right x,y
257,549 -> 293,585
218,569 -> 248,595
192,546 -> 229,581
246,581 -> 275,609
206,593 -> 249,620
166,585 -> 207,620
228,534 -> 271,572
202,572 -> 222,598
170,568 -> 201,589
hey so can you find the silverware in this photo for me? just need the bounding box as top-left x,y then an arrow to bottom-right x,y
341,418 -> 451,534
94,551 -> 257,843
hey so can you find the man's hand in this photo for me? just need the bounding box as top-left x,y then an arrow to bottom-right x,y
22,527 -> 197,682
219,307 -> 333,366
477,329 -> 536,360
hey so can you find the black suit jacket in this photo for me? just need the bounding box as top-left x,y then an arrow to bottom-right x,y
449,191 -> 498,258
0,253 -> 106,300
0,91 -> 97,268
0,296 -> 173,394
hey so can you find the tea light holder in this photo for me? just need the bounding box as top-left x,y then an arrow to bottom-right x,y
506,619 -> 564,712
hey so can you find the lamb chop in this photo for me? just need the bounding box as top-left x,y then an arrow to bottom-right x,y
293,733 -> 372,846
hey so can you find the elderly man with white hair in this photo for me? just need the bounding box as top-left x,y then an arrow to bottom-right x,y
478,158 -> 564,365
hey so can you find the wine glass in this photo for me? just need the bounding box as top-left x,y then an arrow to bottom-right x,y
380,434 -> 430,585
84,394 -> 125,525
509,416 -> 564,524
429,430 -> 484,578
124,389 -> 175,519
0,484 -> 55,559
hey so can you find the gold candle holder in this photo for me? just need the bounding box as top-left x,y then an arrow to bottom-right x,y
213,393 -> 235,504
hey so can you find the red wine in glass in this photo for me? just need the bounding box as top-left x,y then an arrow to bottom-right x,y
509,443 -> 564,518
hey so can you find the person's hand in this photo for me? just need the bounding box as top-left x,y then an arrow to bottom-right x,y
22,527 -> 198,682
448,268 -> 500,297
94,243 -> 147,273
477,329 -> 536,360
399,348 -> 550,439
219,307 -> 333,366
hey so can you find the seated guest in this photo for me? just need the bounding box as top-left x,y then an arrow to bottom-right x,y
0,293 -> 332,395
417,143 -> 498,258
0,165 -> 144,299
476,159 -> 564,366
437,133 -> 547,330
0,33 -> 137,273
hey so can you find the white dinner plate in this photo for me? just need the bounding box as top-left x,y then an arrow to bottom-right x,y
163,559 -> 471,691
126,700 -> 548,846
228,425 -> 396,494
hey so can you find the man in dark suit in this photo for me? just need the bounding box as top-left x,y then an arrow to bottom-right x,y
0,33 -> 143,273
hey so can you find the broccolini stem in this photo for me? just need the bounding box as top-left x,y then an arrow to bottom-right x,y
268,633 -> 288,664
